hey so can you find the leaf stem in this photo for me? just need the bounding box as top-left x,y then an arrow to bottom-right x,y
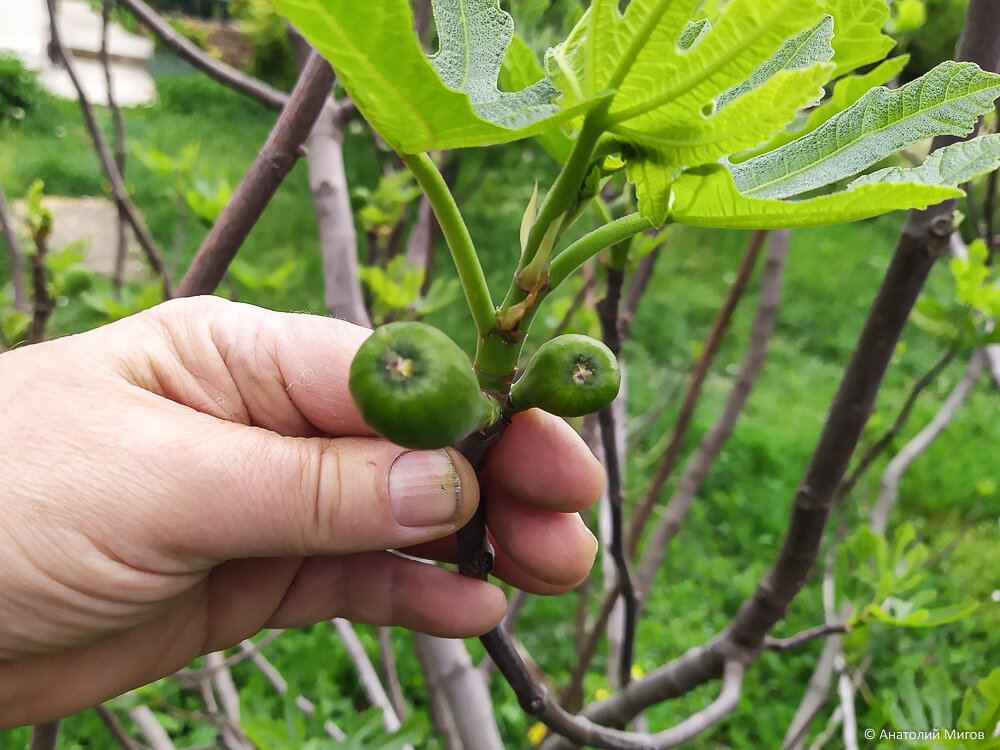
550,214 -> 654,288
499,114 -> 606,315
400,152 -> 496,336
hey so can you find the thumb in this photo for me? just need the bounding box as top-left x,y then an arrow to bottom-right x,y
113,406 -> 479,568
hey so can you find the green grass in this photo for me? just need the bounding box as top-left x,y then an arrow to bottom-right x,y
2,68 -> 999,750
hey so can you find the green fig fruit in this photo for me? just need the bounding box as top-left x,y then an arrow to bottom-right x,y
511,334 -> 620,417
349,321 -> 497,450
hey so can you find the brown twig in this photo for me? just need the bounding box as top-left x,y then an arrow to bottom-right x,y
454,421 -> 506,577
764,624 -> 850,652
550,270 -> 597,339
45,0 -> 172,298
0,178 -> 29,313
634,229 -> 790,604
30,721 -> 59,750
622,247 -> 661,340
94,705 -> 148,750
837,347 -> 958,501
596,258 -> 639,689
99,0 -> 130,292
871,349 -> 986,533
28,224 -> 53,345
627,230 -> 768,557
561,582 -> 623,713
116,0 -> 288,111
984,164 -> 998,262
177,52 -> 336,297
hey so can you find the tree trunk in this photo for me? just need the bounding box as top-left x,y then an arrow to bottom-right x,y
289,29 -> 370,327
303,102 -> 371,326
411,633 -> 504,750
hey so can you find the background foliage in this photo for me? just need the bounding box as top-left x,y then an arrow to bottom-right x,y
0,1 -> 998,747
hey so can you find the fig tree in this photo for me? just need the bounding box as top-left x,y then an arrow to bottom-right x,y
511,334 -> 620,417
349,321 -> 497,449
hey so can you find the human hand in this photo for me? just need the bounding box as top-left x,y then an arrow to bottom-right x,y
0,296 -> 603,727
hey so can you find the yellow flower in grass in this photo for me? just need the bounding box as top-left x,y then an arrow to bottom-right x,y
528,722 -> 548,746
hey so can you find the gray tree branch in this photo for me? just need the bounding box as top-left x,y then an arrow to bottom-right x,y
178,51 -> 335,297
115,0 -> 288,111
627,230 -> 768,555
412,633 -> 504,750
635,229 -> 790,603
45,0 -> 172,297
871,349 -> 985,534
100,0 -> 129,290
235,638 -> 348,741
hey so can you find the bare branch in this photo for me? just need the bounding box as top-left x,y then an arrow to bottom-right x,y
116,0 -> 288,111
204,652 -> 252,750
178,630 -> 284,678
872,349 -> 985,534
94,705 -> 148,750
550,270 -> 597,339
28,224 -> 53,345
377,627 -> 408,723
235,638 -> 348,741
595,259 -> 639,688
635,229 -> 790,602
178,52 -> 335,297
838,346 -> 958,500
765,623 -> 850,652
413,633 -> 505,750
128,705 -> 177,750
479,589 -> 530,680
331,619 -> 404,733
0,178 -> 29,313
30,721 -> 59,750
532,659 -> 746,750
562,582 -> 623,713
628,229 -> 768,556
99,0 -> 130,291
287,29 -> 370,326
45,0 -> 172,297
622,247 -> 661,340
412,634 -> 465,750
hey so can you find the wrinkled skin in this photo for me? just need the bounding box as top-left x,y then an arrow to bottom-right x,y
0,296 -> 603,727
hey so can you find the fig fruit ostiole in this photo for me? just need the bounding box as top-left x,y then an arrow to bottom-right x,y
510,334 -> 621,417
349,321 -> 498,450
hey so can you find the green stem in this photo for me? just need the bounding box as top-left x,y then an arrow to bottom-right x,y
401,152 -> 495,336
550,213 -> 654,288
517,118 -> 604,272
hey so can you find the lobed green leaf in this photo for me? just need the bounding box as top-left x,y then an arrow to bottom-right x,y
730,61 -> 1000,199
668,164 -> 960,228
269,0 -> 574,152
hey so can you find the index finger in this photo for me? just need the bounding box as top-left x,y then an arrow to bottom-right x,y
483,408 -> 605,513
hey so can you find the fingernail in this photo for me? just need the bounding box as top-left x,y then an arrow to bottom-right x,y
388,450 -> 462,527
